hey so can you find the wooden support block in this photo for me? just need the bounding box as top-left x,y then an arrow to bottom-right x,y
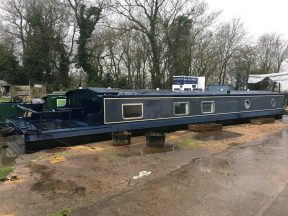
146,132 -> 165,148
112,131 -> 131,146
188,123 -> 223,132
249,118 -> 275,125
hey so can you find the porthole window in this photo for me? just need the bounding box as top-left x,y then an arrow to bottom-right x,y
271,98 -> 276,107
244,99 -> 250,109
122,103 -> 143,120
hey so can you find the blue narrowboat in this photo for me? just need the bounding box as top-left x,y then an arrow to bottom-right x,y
2,87 -> 285,152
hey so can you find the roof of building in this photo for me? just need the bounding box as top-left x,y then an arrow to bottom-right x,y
248,71 -> 288,92
0,80 -> 8,86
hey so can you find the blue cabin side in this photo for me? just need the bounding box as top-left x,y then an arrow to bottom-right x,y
6,88 -> 285,130
40,88 -> 285,127
65,87 -> 284,128
103,94 -> 284,125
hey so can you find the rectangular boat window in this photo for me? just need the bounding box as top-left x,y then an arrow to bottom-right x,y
122,103 -> 143,120
174,102 -> 189,116
56,98 -> 66,107
201,101 -> 215,114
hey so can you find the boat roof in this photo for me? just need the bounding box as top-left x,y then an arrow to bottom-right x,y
66,87 -> 283,98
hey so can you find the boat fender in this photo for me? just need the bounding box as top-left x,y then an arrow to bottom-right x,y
1,126 -> 15,137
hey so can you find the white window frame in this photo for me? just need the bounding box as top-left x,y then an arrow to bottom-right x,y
201,101 -> 215,114
173,102 -> 189,116
271,98 -> 276,107
122,103 -> 144,120
244,99 -> 251,109
56,98 -> 67,107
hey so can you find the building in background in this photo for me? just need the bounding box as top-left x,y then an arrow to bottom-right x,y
248,72 -> 288,92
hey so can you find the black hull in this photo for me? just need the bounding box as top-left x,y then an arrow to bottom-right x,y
25,133 -> 111,153
22,114 -> 282,153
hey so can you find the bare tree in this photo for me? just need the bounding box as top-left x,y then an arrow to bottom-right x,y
1,0 -> 71,52
121,27 -> 150,88
231,45 -> 257,89
190,30 -> 219,83
113,0 -> 193,88
0,0 -> 28,51
212,18 -> 247,84
103,29 -> 125,86
162,1 -> 220,86
256,33 -> 288,74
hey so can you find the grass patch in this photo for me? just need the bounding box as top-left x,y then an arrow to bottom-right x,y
0,166 -> 14,181
0,97 -> 11,102
177,137 -> 204,149
49,208 -> 71,216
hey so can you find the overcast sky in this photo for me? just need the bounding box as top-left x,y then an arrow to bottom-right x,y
206,0 -> 288,39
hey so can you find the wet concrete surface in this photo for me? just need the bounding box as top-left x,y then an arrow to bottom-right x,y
71,121 -> 288,216
0,118 -> 288,216
111,143 -> 180,158
30,164 -> 87,199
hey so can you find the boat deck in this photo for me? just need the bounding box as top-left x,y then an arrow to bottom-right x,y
8,118 -> 89,132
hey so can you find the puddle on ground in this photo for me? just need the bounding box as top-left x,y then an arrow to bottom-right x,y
202,157 -> 233,169
30,164 -> 86,198
192,130 -> 243,141
114,143 -> 180,157
105,130 -> 244,157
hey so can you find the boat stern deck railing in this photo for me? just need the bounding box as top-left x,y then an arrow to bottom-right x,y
15,104 -> 73,133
